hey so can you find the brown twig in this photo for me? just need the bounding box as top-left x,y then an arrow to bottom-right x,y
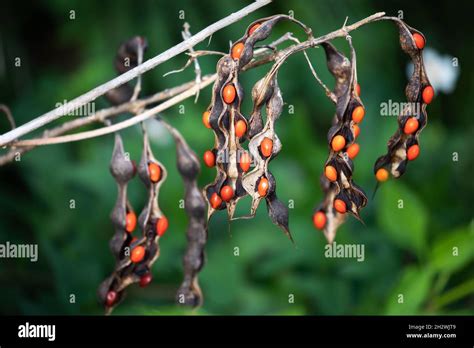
0,77 -> 208,165
0,105 -> 16,130
182,22 -> 202,103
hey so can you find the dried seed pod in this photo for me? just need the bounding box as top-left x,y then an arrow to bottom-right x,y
160,120 -> 208,308
312,42 -> 368,243
105,36 -> 148,105
373,20 -> 430,180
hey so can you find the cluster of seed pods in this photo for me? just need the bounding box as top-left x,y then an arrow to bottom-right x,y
311,41 -> 368,243
312,19 -> 432,243
95,16 -> 434,311
98,133 -> 168,314
202,15 -> 310,240
99,35 -> 210,310
98,36 -> 169,314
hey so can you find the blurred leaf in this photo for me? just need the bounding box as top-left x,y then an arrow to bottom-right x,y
428,225 -> 474,274
385,266 -> 433,315
377,181 -> 427,256
433,279 -> 474,310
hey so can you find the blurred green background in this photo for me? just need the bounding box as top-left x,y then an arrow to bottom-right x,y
0,0 -> 473,315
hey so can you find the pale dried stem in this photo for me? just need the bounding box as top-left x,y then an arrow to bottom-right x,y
0,11 -> 387,162
0,0 -> 272,146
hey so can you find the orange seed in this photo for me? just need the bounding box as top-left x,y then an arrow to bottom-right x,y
131,245 -> 146,263
231,42 -> 245,60
235,120 -> 247,138
407,144 -> 420,161
223,84 -> 236,104
413,33 -> 425,49
331,135 -> 346,152
346,143 -> 360,159
334,199 -> 347,214
376,168 -> 389,182
257,177 -> 269,197
325,165 -> 338,182
313,211 -> 327,230
125,212 -> 137,233
148,163 -> 161,183
403,117 -> 419,134
352,106 -> 365,123
203,150 -> 216,168
260,137 -> 273,157
202,111 -> 211,129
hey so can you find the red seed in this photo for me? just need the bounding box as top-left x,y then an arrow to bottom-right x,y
407,144 -> 420,161
346,143 -> 360,159
404,117 -> 419,134
148,163 -> 161,183
131,245 -> 146,263
220,185 -> 234,202
260,137 -> 273,157
235,120 -> 247,138
106,291 -> 117,307
325,165 -> 337,182
313,211 -> 327,230
202,111 -> 211,129
334,199 -> 346,214
240,152 -> 251,172
223,84 -> 236,104
156,216 -> 169,237
231,42 -> 245,60
352,106 -> 365,123
331,135 -> 346,152
353,124 -> 360,138
355,83 -> 361,96
412,33 -> 425,49
125,212 -> 137,233
203,150 -> 215,168
210,193 -> 222,209
258,177 -> 269,197
139,273 -> 152,288
422,86 -> 434,104
248,23 -> 261,35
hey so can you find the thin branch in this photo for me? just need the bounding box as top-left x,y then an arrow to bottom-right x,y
0,77 -> 208,165
1,12 -> 388,153
162,51 -> 225,78
0,105 -> 16,130
130,42 -> 145,102
0,0 -> 272,147
286,34 -> 336,103
182,22 -> 202,102
12,76 -> 217,146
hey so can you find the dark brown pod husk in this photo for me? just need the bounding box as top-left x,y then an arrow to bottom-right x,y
105,36 -> 148,105
159,119 -> 208,307
313,41 -> 367,243
373,18 -> 430,178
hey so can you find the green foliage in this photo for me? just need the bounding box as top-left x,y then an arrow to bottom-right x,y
384,266 -> 434,315
429,226 -> 474,274
377,181 -> 427,256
